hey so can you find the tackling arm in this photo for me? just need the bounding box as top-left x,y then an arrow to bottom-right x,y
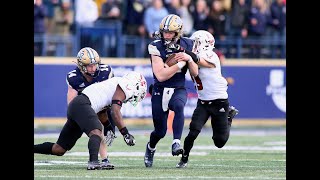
110,85 -> 126,130
110,85 -> 135,146
198,57 -> 216,68
172,52 -> 198,76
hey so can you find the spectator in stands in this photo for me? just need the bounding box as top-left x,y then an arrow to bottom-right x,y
248,0 -> 269,58
51,0 -> 74,36
179,0 -> 195,37
75,0 -> 98,27
164,0 -> 181,16
144,0 -> 169,38
100,0 -> 122,20
228,0 -> 249,38
207,0 -> 228,42
43,0 -> 59,35
75,0 -> 99,51
268,0 -> 286,58
34,0 -> 48,56
124,0 -> 147,36
192,0 -> 209,31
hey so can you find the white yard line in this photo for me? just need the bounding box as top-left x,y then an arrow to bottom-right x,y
34,175 -> 285,179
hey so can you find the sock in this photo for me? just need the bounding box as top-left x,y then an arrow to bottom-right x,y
148,143 -> 156,151
149,132 -> 161,149
172,139 -> 181,145
88,134 -> 102,162
34,142 -> 54,155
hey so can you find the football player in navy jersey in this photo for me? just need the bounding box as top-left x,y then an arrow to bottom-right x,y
144,14 -> 200,167
65,47 -> 115,169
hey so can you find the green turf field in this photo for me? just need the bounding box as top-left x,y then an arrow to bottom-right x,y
34,129 -> 286,179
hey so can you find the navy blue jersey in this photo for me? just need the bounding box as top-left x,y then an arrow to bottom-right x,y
149,37 -> 194,88
66,64 -> 114,94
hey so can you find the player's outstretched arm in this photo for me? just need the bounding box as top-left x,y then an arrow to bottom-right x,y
110,85 -> 135,146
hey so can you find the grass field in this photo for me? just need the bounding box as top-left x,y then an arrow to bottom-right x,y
34,128 -> 286,179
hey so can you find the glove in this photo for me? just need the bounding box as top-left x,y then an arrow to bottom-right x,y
104,130 -> 117,146
123,133 -> 136,146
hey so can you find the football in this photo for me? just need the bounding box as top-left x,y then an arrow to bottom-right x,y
165,53 -> 178,67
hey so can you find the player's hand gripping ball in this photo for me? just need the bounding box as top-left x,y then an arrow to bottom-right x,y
165,53 -> 178,67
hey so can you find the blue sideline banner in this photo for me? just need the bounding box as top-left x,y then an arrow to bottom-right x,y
34,64 -> 286,119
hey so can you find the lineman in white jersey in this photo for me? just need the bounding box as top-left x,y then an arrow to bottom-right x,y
175,30 -> 238,168
34,71 -> 147,170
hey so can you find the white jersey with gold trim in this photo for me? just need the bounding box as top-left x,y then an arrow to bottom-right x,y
196,50 -> 228,100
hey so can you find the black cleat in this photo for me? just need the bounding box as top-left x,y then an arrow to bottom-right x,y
87,161 -> 102,170
228,106 -> 239,125
176,154 -> 188,168
172,142 -> 184,156
144,142 -> 156,167
101,158 -> 115,170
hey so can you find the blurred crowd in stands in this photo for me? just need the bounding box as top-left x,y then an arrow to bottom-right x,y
34,0 -> 286,59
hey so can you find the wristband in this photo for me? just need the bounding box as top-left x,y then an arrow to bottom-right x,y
120,127 -> 129,135
177,61 -> 186,69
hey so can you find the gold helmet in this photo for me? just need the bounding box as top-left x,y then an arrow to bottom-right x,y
159,14 -> 183,45
76,47 -> 101,77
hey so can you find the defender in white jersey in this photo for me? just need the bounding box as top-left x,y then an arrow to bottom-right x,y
175,30 -> 238,168
34,71 -> 147,170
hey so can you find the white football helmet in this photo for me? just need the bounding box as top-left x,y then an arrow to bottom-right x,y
121,72 -> 147,107
189,30 -> 215,54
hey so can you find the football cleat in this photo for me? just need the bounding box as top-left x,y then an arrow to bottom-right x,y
144,142 -> 156,167
228,106 -> 239,126
176,154 -> 188,168
101,158 -> 115,170
172,142 -> 184,156
87,160 -> 101,170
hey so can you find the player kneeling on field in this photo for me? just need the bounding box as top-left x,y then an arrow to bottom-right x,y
34,71 -> 147,170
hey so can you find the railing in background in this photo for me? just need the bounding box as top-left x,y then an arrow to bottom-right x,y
34,22 -> 286,59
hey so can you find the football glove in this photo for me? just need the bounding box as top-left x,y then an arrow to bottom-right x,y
123,133 -> 136,146
104,130 -> 117,146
